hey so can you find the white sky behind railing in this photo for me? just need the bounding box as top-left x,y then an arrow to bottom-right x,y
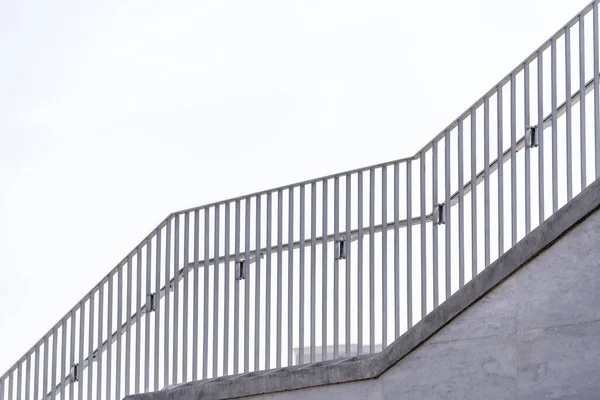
0,0 -> 591,373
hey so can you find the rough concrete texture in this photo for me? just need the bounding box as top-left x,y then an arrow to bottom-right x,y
127,178 -> 600,400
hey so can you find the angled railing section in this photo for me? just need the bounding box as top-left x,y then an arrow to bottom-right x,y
3,1 -> 600,399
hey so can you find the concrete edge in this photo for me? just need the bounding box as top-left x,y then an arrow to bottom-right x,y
126,178 -> 600,400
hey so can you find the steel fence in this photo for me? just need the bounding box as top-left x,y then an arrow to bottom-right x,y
3,1 -> 600,399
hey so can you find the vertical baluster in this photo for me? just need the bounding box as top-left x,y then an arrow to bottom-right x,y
420,152 -> 426,320
484,98 -> 491,265
234,201 -> 241,373
97,285 -> 104,399
183,213 -> 190,381
551,39 -> 558,213
253,197 -> 260,371
432,144 -> 439,308
369,169 -> 375,352
498,86 -> 505,254
566,27 -> 573,201
538,51 -> 545,224
25,352 -> 31,400
299,187 -> 305,364
8,371 -> 13,400
310,184 -> 316,363
322,181 -> 328,360
345,174 -> 352,356
525,63 -> 532,235
458,119 -> 465,287
35,345 -> 40,400
333,177 -> 340,359
394,163 -> 400,335
165,221 -> 172,386
357,172 -> 364,354
511,75 -> 517,244
382,165 -> 388,346
107,274 -> 113,399
580,15 -> 587,189
202,207 -> 213,379
155,230 -> 163,389
214,205 -> 221,376
136,247 -> 142,393
203,209 -> 210,378
192,211 -> 199,380
276,191 -> 283,367
125,257 -> 133,396
444,131 -> 451,299
266,194 -> 273,369
17,362 -> 22,400
116,267 -> 122,399
173,215 -> 180,383
61,318 -> 67,400
471,108 -> 479,276
69,312 -> 74,400
52,327 -> 57,400
88,292 -> 95,399
245,199 -> 251,372
126,256 -> 133,394
287,188 -> 294,365
594,1 -> 600,178
406,161 -> 413,329
223,204 -> 231,375
143,238 -> 151,391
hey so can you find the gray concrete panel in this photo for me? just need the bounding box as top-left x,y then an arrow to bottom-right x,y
246,378 -> 382,400
516,320 -> 600,400
516,210 -> 600,332
382,333 -> 517,400
432,275 -> 517,343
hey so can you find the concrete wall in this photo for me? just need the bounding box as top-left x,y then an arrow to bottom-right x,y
246,207 -> 600,400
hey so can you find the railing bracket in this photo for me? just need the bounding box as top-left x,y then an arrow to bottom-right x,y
146,293 -> 156,313
236,260 -> 246,280
526,125 -> 539,148
70,364 -> 79,382
334,238 -> 347,260
433,203 -> 446,225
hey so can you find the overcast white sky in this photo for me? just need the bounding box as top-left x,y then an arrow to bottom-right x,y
0,0 -> 591,373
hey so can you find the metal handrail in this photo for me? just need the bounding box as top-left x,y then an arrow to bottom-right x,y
2,1 -> 599,398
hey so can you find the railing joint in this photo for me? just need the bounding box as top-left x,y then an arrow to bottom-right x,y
146,293 -> 156,313
526,125 -> 539,148
334,237 -> 347,260
433,203 -> 446,225
236,260 -> 246,280
70,364 -> 79,382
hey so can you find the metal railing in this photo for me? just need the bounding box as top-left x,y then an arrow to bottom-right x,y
3,1 -> 600,398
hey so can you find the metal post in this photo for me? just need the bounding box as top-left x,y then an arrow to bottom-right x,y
287,188 -> 294,365
369,169 -> 375,351
498,85 -> 505,254
406,161 -> 413,328
322,181 -> 328,359
524,63 -> 531,235
580,14 -> 587,189
566,26 -> 573,200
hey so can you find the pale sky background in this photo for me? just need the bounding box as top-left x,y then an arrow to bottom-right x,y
0,0 -> 591,373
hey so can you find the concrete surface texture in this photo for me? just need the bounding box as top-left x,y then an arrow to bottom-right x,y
126,178 -> 600,399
